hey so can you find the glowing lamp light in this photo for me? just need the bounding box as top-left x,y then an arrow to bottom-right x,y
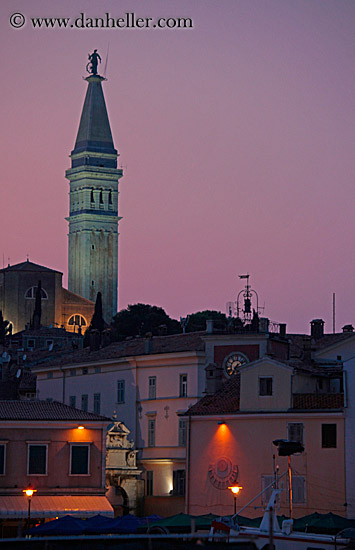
228,485 -> 242,495
23,486 -> 37,498
77,425 -> 85,430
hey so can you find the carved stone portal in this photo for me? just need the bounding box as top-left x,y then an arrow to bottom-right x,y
105,422 -> 144,516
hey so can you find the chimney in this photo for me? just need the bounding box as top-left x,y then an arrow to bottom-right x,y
279,323 -> 287,338
206,320 -> 214,334
204,362 -> 224,395
144,334 -> 153,354
310,319 -> 325,339
342,324 -> 354,333
302,336 -> 315,362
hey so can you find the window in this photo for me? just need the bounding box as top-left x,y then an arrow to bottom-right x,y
146,471 -> 153,496
93,393 -> 101,414
81,394 -> 88,412
27,339 -> 35,349
117,380 -> 125,403
94,366 -> 101,374
322,424 -> 337,448
99,190 -> 104,204
47,372 -> 53,379
0,444 -> 6,475
292,476 -> 306,504
261,475 -> 275,505
25,286 -> 48,299
179,419 -> 187,447
173,470 -> 186,496
68,314 -> 87,327
28,444 -> 47,475
179,374 -> 187,397
70,445 -> 89,475
82,367 -> 88,375
149,377 -> 156,399
108,190 -> 113,205
259,377 -> 273,396
288,423 -> 304,444
148,419 -> 156,447
90,189 -> 95,202
69,395 -> 76,408
70,369 -> 76,377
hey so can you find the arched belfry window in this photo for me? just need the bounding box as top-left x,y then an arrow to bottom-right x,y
108,190 -> 113,205
99,190 -> 104,204
25,286 -> 48,299
68,314 -> 87,327
90,189 -> 95,203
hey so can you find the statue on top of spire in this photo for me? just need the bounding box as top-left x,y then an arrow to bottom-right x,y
86,49 -> 102,75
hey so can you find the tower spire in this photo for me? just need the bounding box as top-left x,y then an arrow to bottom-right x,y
66,55 -> 123,323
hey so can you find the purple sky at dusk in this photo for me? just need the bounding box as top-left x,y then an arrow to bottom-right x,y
1,0 -> 354,333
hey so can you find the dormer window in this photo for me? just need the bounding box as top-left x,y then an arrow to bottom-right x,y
259,377 -> 273,396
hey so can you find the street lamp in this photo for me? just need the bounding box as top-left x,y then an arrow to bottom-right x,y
23,485 -> 37,532
228,485 -> 242,515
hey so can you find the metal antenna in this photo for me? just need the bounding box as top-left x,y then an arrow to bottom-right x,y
103,42 -> 110,78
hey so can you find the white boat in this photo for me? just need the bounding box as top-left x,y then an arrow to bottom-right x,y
210,490 -> 352,549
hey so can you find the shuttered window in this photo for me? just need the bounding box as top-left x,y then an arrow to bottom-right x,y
70,445 -> 89,475
28,445 -> 47,475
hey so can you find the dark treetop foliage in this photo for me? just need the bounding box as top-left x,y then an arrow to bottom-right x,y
0,310 -> 11,345
111,303 -> 182,340
185,310 -> 228,332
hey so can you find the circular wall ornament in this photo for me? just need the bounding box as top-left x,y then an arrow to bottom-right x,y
208,457 -> 239,489
223,352 -> 249,377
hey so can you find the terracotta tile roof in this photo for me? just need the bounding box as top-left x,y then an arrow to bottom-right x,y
186,375 -> 240,416
29,332 -> 205,369
292,393 -> 344,410
287,332 -> 353,358
0,400 -> 110,421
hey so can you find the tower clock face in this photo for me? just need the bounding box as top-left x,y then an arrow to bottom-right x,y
223,353 -> 248,377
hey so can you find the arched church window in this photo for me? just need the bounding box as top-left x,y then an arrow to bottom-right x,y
108,190 -> 113,204
68,314 -> 87,327
90,189 -> 95,202
25,286 -> 48,299
99,190 -> 104,204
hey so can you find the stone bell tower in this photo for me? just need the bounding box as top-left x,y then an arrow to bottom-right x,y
65,54 -> 123,323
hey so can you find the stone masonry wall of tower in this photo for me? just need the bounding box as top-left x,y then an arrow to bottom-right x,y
65,74 -> 123,324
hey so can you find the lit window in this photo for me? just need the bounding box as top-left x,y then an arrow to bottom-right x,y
149,376 -> 156,399
148,419 -> 156,447
179,374 -> 187,397
25,286 -> 48,299
70,444 -> 89,475
117,380 -> 125,403
28,444 -> 47,475
259,377 -> 273,396
68,314 -> 87,327
322,424 -> 337,448
179,419 -> 187,447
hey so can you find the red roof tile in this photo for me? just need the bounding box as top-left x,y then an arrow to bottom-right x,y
0,400 -> 110,421
292,393 -> 344,410
186,375 -> 240,416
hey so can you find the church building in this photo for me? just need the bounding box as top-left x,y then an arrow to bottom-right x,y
65,68 -> 123,324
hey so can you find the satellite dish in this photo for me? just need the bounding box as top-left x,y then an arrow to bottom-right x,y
16,369 -> 22,379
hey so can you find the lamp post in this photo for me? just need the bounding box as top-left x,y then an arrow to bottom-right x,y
23,485 -> 37,532
228,485 -> 242,515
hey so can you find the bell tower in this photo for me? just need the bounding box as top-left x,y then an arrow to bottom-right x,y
65,56 -> 123,323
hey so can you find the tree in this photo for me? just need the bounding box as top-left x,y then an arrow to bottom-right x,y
111,304 -> 181,340
0,310 -> 11,345
90,292 -> 105,332
185,310 -> 228,333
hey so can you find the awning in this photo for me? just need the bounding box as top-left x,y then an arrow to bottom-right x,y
0,495 -> 114,519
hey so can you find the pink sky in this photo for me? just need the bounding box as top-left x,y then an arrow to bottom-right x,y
1,0 -> 354,333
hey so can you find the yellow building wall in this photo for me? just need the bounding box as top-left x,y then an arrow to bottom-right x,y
239,361 -> 293,411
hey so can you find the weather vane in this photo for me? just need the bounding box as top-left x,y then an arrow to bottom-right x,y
86,49 -> 102,75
